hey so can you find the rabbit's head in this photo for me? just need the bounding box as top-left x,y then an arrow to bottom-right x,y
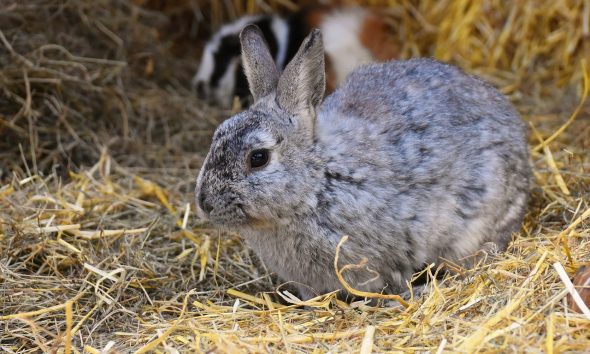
192,16 -> 266,108
195,25 -> 326,228
192,32 -> 243,108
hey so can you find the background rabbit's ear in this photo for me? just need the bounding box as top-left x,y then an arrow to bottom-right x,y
240,24 -> 279,102
277,29 -> 325,128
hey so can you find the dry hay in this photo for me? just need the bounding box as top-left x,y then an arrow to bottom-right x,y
1,0 -> 589,353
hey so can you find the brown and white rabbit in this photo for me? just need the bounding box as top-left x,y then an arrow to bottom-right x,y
193,5 -> 398,108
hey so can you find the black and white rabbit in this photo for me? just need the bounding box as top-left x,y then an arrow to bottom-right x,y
195,25 -> 531,300
193,5 -> 398,108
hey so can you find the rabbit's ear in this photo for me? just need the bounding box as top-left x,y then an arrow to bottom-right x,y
277,29 -> 325,128
239,24 -> 279,102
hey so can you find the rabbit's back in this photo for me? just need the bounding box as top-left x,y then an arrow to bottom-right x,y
316,58 -> 530,270
323,58 -> 523,134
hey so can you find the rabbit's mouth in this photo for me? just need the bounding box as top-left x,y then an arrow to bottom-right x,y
236,204 -> 273,229
207,203 -> 269,229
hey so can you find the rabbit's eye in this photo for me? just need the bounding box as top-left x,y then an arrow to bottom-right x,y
249,149 -> 270,170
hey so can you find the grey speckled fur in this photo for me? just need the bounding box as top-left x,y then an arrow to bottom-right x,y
195,25 -> 531,299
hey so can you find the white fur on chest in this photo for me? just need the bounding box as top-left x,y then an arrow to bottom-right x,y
320,9 -> 374,85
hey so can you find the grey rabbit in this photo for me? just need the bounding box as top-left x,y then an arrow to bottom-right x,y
195,25 -> 531,300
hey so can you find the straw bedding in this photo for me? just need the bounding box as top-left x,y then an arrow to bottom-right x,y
1,0 -> 589,352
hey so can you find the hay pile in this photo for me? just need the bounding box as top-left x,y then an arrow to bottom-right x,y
1,0 -> 589,352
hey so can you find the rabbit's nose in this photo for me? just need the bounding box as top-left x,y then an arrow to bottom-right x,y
197,192 -> 214,214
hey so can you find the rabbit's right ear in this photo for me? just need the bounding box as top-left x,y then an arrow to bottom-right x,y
276,29 -> 325,133
240,24 -> 279,102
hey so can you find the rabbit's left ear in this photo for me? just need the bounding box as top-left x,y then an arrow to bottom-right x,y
277,29 -> 325,130
240,24 -> 279,102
